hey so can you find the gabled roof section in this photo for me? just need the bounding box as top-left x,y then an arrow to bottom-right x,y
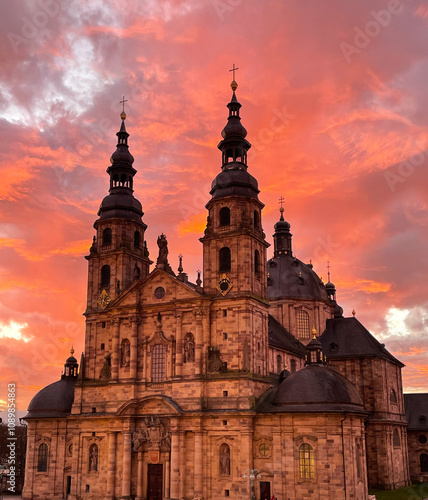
404,393 -> 428,431
320,317 -> 403,367
268,315 -> 306,357
107,267 -> 203,309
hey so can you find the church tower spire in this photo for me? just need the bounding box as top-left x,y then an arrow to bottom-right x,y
273,201 -> 293,257
85,105 -> 152,313
200,70 -> 271,389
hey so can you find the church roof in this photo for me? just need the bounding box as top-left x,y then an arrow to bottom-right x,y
24,378 -> 76,419
256,364 -> 365,414
404,393 -> 428,431
267,254 -> 328,301
319,317 -> 403,366
268,315 -> 306,357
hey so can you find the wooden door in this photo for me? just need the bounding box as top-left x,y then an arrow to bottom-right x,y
260,481 -> 271,500
147,463 -> 163,500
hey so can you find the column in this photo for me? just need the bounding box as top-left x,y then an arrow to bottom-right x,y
170,428 -> 180,500
194,431 -> 203,497
136,451 -> 143,500
272,428 -> 283,499
175,312 -> 183,377
130,316 -> 139,379
164,460 -> 170,499
121,431 -> 132,498
194,309 -> 203,375
111,319 -> 121,381
107,431 -> 117,499
240,422 -> 253,499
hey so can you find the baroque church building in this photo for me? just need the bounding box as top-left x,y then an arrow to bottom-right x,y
22,78 -> 427,499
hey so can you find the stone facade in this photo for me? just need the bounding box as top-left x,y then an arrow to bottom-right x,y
22,83 -> 419,500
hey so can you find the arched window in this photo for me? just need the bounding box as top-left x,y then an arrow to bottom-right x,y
254,250 -> 260,275
219,247 -> 231,272
297,310 -> 310,339
219,207 -> 231,226
421,453 -> 428,473
219,443 -> 230,476
276,354 -> 282,373
299,443 -> 315,479
151,345 -> 166,383
37,443 -> 48,472
89,443 -> 98,472
102,228 -> 112,246
254,210 -> 259,228
101,265 -> 111,288
290,359 -> 297,373
390,389 -> 397,404
393,429 -> 400,448
134,231 -> 140,249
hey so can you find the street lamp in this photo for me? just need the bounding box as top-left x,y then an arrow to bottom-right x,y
243,468 -> 261,500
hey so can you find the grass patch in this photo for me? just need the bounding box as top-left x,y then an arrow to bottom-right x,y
368,482 -> 428,499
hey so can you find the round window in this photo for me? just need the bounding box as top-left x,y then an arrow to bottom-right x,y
154,287 -> 165,299
419,435 -> 427,444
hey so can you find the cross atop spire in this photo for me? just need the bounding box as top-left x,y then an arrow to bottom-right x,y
278,196 -> 285,208
229,63 -> 239,81
119,96 -> 128,120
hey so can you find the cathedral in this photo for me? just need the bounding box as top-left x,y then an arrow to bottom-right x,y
22,77 -> 428,500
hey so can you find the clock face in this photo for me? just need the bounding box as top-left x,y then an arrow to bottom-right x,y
217,274 -> 233,296
97,289 -> 111,309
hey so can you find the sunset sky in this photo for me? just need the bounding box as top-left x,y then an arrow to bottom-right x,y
1,0 -> 428,414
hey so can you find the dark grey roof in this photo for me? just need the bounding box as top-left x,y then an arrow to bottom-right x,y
267,254 -> 328,301
210,168 -> 260,200
24,378 -> 76,419
268,315 -> 306,357
320,317 -> 403,366
404,393 -> 428,431
98,191 -> 143,221
257,365 -> 365,414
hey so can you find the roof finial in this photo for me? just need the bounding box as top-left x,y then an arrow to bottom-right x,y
119,95 -> 128,120
352,309 -> 356,317
196,269 -> 202,288
178,254 -> 183,274
278,195 -> 285,219
229,63 -> 239,91
70,346 -> 75,356
312,326 -> 317,338
327,261 -> 331,282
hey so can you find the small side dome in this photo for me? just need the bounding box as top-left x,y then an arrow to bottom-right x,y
23,350 -> 79,420
273,364 -> 364,413
24,378 -> 76,419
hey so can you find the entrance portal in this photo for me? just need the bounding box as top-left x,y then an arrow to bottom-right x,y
260,481 -> 271,500
147,463 -> 163,500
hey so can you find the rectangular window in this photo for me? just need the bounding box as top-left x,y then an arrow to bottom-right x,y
151,344 -> 166,383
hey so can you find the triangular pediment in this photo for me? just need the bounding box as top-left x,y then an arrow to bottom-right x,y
106,267 -> 203,309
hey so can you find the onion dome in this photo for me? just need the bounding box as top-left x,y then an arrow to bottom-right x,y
210,79 -> 260,201
97,111 -> 144,222
23,349 -> 78,420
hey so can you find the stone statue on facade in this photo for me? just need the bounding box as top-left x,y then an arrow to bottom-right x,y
156,234 -> 174,274
99,353 -> 111,379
